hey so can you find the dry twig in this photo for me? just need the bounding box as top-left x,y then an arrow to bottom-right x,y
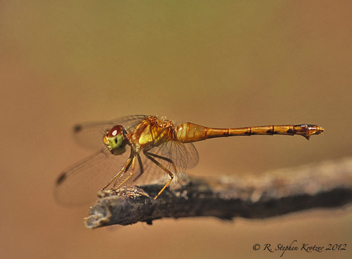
85,158 -> 352,229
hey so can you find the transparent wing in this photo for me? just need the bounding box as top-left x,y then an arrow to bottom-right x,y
182,143 -> 199,169
73,115 -> 147,150
120,141 -> 199,190
54,147 -> 131,206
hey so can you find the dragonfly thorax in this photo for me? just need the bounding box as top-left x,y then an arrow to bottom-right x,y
103,125 -> 127,155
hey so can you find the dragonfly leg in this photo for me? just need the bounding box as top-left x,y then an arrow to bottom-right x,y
114,156 -> 137,189
144,151 -> 175,200
113,158 -> 133,187
146,152 -> 177,173
130,153 -> 144,182
101,157 -> 132,191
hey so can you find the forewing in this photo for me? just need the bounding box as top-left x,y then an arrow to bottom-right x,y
73,115 -> 147,150
111,115 -> 148,131
54,147 -> 131,206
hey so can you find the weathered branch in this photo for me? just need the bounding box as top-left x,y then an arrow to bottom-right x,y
85,157 -> 352,229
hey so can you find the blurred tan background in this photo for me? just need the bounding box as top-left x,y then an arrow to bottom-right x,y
1,1 -> 351,258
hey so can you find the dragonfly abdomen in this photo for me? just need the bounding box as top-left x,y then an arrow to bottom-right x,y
225,124 -> 324,140
176,123 -> 324,143
176,123 -> 207,143
176,122 -> 240,143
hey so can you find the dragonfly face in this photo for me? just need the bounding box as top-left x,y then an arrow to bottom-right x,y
103,125 -> 127,155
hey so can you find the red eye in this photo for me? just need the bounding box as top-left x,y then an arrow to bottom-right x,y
107,125 -> 123,137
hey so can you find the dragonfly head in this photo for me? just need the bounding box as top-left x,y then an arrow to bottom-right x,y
103,125 -> 127,155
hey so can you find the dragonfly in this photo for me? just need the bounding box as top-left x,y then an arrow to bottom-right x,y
55,115 -> 324,205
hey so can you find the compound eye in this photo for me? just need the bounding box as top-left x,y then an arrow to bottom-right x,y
107,125 -> 124,138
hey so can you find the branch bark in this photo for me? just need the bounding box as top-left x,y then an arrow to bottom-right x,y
85,157 -> 352,229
